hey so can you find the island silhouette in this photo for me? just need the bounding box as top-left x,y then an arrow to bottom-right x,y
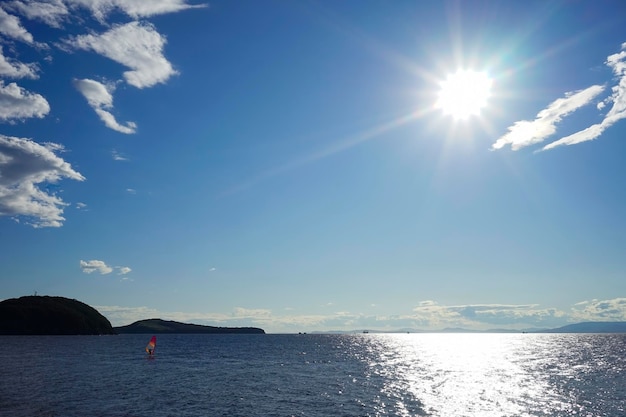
0,296 -> 265,335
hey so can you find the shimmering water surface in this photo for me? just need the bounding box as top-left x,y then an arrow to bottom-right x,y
1,333 -> 625,417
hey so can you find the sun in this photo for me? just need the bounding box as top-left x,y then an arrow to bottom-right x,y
435,70 -> 493,120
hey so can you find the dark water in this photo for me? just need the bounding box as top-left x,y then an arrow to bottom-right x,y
1,333 -> 625,417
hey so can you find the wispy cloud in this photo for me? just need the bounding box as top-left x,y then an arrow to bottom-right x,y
112,149 -> 129,161
74,78 -> 137,134
117,266 -> 132,275
66,22 -> 178,89
0,135 -> 84,227
543,43 -> 626,150
491,85 -> 604,151
493,42 -> 626,151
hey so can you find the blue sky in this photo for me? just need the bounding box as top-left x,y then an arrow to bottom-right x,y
1,0 -> 626,333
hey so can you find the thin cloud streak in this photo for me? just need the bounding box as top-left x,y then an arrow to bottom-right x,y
543,42 -> 626,150
492,85 -> 604,151
493,41 -> 626,152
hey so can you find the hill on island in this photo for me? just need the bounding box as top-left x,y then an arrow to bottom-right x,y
540,322 -> 626,333
115,318 -> 265,334
0,296 -> 115,335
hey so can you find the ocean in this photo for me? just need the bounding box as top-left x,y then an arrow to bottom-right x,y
0,333 -> 624,417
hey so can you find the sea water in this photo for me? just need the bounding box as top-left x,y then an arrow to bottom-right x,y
0,333 -> 625,417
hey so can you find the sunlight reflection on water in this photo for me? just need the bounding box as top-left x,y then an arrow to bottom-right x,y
353,333 -> 626,417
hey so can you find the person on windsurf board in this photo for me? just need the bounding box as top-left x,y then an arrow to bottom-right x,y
145,335 -> 156,356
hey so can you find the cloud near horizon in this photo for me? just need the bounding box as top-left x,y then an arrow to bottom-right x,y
493,42 -> 626,151
94,298 -> 626,332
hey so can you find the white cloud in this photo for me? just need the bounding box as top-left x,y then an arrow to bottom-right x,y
94,298 -> 626,332
73,78 -> 114,108
0,1 -> 203,228
0,6 -> 34,43
233,307 -> 272,318
570,298 -> 626,322
492,85 -> 604,151
112,149 -> 129,161
5,0 -> 206,28
76,202 -> 86,209
543,44 -> 626,150
94,108 -> 137,134
3,0 -> 70,29
68,0 -> 206,21
66,22 -> 178,89
74,78 -> 137,134
117,266 -> 132,275
494,42 -> 626,152
80,259 -> 132,275
0,81 -> 50,122
80,259 -> 113,274
0,135 -> 85,227
0,46 -> 38,79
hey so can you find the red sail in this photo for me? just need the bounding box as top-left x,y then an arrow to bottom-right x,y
145,336 -> 156,354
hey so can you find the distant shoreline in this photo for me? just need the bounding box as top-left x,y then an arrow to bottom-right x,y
308,321 -> 626,335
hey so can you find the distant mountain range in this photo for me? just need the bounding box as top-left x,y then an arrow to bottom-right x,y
114,318 -> 265,334
318,322 -> 626,335
537,322 -> 626,333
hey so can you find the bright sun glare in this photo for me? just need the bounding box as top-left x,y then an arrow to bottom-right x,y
435,70 -> 493,120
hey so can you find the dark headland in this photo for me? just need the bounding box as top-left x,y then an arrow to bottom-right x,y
115,318 -> 265,334
0,296 -> 265,335
0,295 -> 115,335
